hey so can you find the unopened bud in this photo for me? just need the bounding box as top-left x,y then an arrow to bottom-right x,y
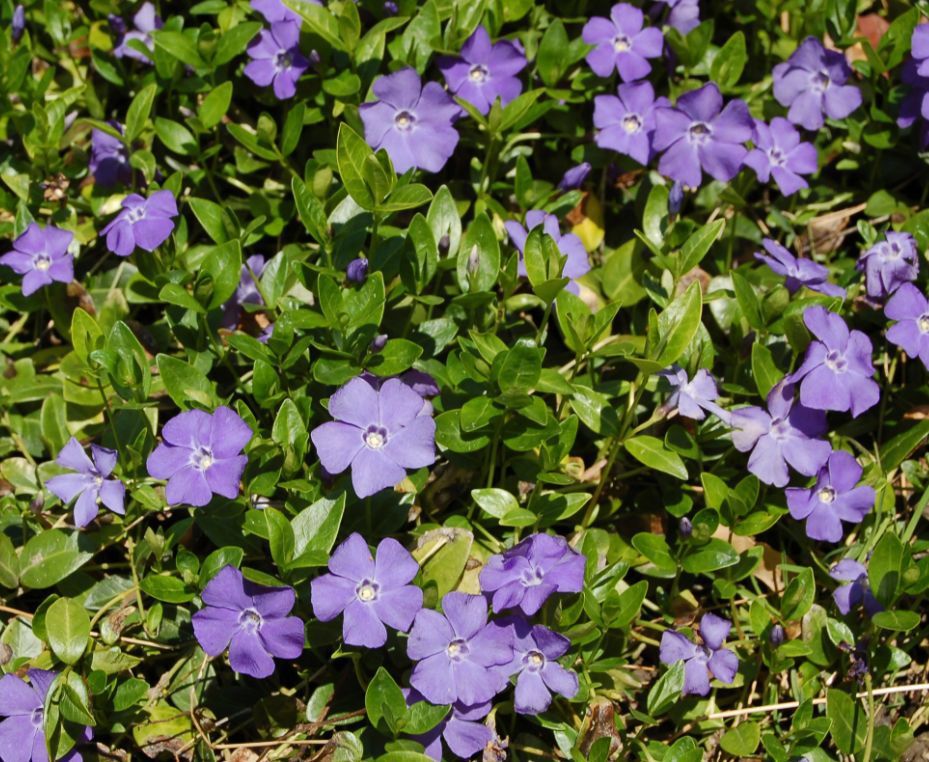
346,258 -> 368,284
678,517 -> 692,538
769,624 -> 785,646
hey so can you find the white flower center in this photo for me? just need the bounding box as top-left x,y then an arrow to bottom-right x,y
30,708 -> 43,728
811,70 -> 830,93
623,113 -> 642,133
818,487 -> 836,504
824,350 -> 847,373
527,650 -> 545,669
394,110 -> 415,131
34,254 -> 51,271
688,122 -> 712,145
768,148 -> 786,166
238,608 -> 262,630
275,50 -> 292,70
356,580 -> 378,602
447,638 -> 469,660
192,446 -> 214,470
126,206 -> 146,223
468,64 -> 488,82
363,426 -> 387,449
919,314 -> 929,333
613,35 -> 631,52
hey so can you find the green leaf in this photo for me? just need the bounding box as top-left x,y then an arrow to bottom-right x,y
281,102 -> 305,157
654,281 -> 702,365
70,308 -> 103,364
710,31 -> 747,90
200,240 -> 243,308
731,270 -> 765,330
624,436 -> 688,479
154,117 -> 197,155
872,610 -> 921,631
880,420 -> 929,473
0,533 -> 18,588
471,488 -> 518,519
283,0 -> 345,50
679,218 -> 724,273
19,531 -> 92,589
291,495 -> 345,567
125,83 -> 157,143
103,321 -> 152,401
156,354 -> 217,409
188,197 -> 230,244
140,575 -> 195,603
680,538 -> 739,574
402,701 -> 450,735
378,183 -> 433,213
159,283 -> 206,314
609,580 -> 648,629
456,212 -> 500,292
720,721 -> 760,756
781,567 -> 815,621
647,660 -> 684,716
153,30 -> 206,68
292,177 -> 329,245
537,19 -> 569,87
214,21 -> 261,66
415,529 -> 471,597
45,597 -> 90,665
869,533 -> 905,606
198,81 -> 233,129
365,667 -> 407,736
751,343 -> 781,398
496,342 -> 543,395
337,123 -> 378,210
827,689 -> 867,755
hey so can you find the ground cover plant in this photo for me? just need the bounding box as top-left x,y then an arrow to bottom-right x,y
3,0 -> 929,759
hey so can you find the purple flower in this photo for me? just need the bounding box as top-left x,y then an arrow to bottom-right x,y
582,3 -> 663,81
659,613 -> 738,696
898,60 -> 929,147
830,559 -> 881,616
251,0 -> 320,24
12,5 -> 25,42
657,366 -> 720,420
503,210 -> 590,294
885,283 -> 929,369
222,254 -> 266,327
754,239 -> 844,297
310,375 -> 436,498
310,533 -> 423,648
772,37 -> 862,131
479,533 -> 585,616
90,125 -> 131,187
653,83 -> 753,188
786,450 -> 874,542
558,162 -> 591,191
498,617 -> 579,715
438,26 -> 526,115
728,381 -> 831,488
789,306 -> 880,418
360,68 -> 462,174
244,21 -> 310,101
668,180 -> 684,214
912,25 -> 929,78
146,406 -> 252,507
0,669 -> 91,762
113,2 -> 162,63
0,223 -> 74,297
652,0 -> 700,34
403,689 -> 493,761
407,592 -> 513,706
743,118 -> 818,197
192,566 -> 304,679
856,231 -> 919,300
45,438 -> 125,528
594,81 -> 667,165
101,190 -> 178,257
346,258 -> 369,283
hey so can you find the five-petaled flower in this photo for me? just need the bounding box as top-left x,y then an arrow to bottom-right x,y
753,239 -> 845,297
658,366 -> 722,421
46,438 -> 125,528
244,21 -> 311,101
830,559 -> 882,616
403,689 -> 493,762
856,231 -> 919,300
885,283 -> 929,370
113,2 -> 161,63
744,118 -> 818,197
594,81 -> 667,165
0,223 -> 74,297
504,210 -> 591,294
582,3 -> 664,81
438,26 -> 526,115
102,190 -> 178,257
659,613 -> 739,696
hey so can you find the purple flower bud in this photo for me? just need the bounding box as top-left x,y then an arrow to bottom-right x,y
669,181 -> 684,214
678,516 -> 692,537
769,624 -> 785,646
558,162 -> 591,190
383,0 -> 398,14
346,258 -> 369,283
107,13 -> 127,37
370,334 -> 388,352
12,5 -> 25,42
438,234 -> 450,252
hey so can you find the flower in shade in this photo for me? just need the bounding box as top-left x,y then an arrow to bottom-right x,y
885,283 -> 929,370
113,2 -> 162,63
728,381 -> 831,488
786,450 -> 874,542
594,81 -> 667,165
251,0 -> 320,24
789,306 -> 879,418
912,25 -> 929,77
90,124 -> 131,187
192,566 -> 304,679
310,375 -> 436,498
407,592 -> 513,706
754,239 -> 844,297
479,533 -> 585,616
222,254 -> 266,328
46,438 -> 125,528
146,407 -> 252,507
437,26 -> 526,115
582,3 -> 663,81
0,669 -> 91,762
310,533 -> 423,648
244,21 -> 310,100
360,69 -> 462,174
772,36 -> 862,131
659,613 -> 738,697
856,231 -> 919,300
504,211 -> 590,294
898,59 -> 929,148
346,258 -> 368,283
743,118 -> 818,196
498,617 -> 579,715
653,83 -> 753,188
657,366 -> 721,420
0,223 -> 74,297
830,559 -> 881,616
403,689 -> 493,762
12,5 -> 25,42
101,190 -> 178,257
652,0 -> 700,34
558,162 -> 591,191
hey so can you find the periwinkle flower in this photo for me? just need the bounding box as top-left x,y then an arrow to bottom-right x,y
346,258 -> 369,284
222,254 -> 266,328
0,223 -> 74,296
728,381 -> 831,488
772,36 -> 862,130
407,592 -> 513,706
652,0 -> 700,34
753,239 -> 844,297
657,365 -> 720,420
594,81 -> 667,165
769,624 -> 786,646
46,438 -> 125,528
789,306 -> 880,418
359,68 -> 462,174
898,59 -> 929,147
885,283 -> 929,370
244,21 -> 310,100
310,533 -> 423,648
912,25 -> 929,78
90,125 -> 131,187
113,2 -> 162,63
479,533 -> 585,616
830,559 -> 882,616
659,613 -> 738,696
582,3 -> 663,81
12,5 -> 25,42
856,231 -> 919,300
498,617 -> 579,715
786,450 -> 874,542
310,375 -> 436,498
653,83 -> 753,188
192,566 -> 304,679
146,406 -> 253,507
403,689 -> 493,762
743,118 -> 818,197
437,26 -> 526,115
558,162 -> 591,191
251,0 -> 320,24
101,190 -> 178,257
503,210 -> 590,294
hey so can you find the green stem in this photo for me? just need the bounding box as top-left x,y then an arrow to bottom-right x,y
862,673 -> 875,762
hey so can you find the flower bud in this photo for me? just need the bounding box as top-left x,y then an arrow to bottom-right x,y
769,624 -> 785,646
346,258 -> 368,284
678,516 -> 692,538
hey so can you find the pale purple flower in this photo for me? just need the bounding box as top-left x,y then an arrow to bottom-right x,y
101,190 -> 178,257
594,81 -> 667,165
898,59 -> 929,147
407,592 -> 513,706
360,68 -> 462,174
504,210 -> 590,294
912,25 -> 929,78
885,283 -> 929,369
244,21 -> 310,100
46,438 -> 125,528
12,5 -> 25,42
582,3 -> 663,81
192,566 -> 304,678
830,559 -> 881,616
653,83 -> 753,188
744,118 -> 818,197
669,180 -> 685,214
789,306 -> 880,418
558,162 -> 591,191
0,223 -> 74,296
90,124 -> 131,187
346,258 -> 368,283
146,406 -> 252,507
658,366 -> 720,420
438,26 -> 526,115
754,239 -> 844,297
652,0 -> 700,34
498,617 -> 579,715
403,689 -> 493,761
728,381 -> 832,488
310,375 -> 436,498
772,37 -> 862,130
113,2 -> 162,63
786,450 -> 874,542
659,613 -> 738,696
222,254 -> 266,327
251,0 -> 320,24
856,231 -> 919,300
310,533 -> 423,648
479,533 -> 585,616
